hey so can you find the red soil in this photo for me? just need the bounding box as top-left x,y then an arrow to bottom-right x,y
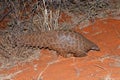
0,18 -> 120,80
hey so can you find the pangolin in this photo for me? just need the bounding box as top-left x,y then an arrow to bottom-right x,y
13,30 -> 100,57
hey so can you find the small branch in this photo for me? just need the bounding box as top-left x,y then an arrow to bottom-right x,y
0,9 -> 12,22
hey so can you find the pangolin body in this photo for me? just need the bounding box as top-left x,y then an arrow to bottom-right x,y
14,30 -> 100,57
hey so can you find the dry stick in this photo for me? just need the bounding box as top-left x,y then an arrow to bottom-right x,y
54,9 -> 60,30
0,9 -> 12,22
37,63 -> 51,80
33,14 -> 40,31
50,10 -> 53,30
0,68 -> 28,80
34,2 -> 44,32
37,58 -> 63,80
36,2 -> 45,32
0,42 -> 10,58
42,0 -> 49,31
10,1 -> 21,26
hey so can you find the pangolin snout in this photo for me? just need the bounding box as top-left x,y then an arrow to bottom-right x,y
91,45 -> 100,51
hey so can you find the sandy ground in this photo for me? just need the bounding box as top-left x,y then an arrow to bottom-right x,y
0,17 -> 120,80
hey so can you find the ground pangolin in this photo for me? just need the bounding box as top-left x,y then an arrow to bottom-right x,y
14,30 -> 100,57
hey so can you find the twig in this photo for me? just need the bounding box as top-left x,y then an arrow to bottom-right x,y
0,9 -> 12,22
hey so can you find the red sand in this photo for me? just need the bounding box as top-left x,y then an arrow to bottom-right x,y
0,18 -> 120,80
